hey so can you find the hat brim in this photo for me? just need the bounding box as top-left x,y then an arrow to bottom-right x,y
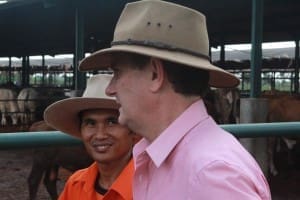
44,97 -> 119,139
79,45 -> 240,88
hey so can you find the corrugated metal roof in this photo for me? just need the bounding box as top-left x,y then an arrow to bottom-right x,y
0,0 -> 300,57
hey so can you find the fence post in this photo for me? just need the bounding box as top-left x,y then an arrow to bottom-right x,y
239,98 -> 269,176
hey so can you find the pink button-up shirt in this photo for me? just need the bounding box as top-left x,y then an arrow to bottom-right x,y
133,100 -> 271,200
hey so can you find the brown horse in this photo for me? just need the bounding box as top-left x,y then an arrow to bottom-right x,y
27,120 -> 93,200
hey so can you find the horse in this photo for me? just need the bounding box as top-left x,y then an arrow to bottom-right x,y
27,120 -> 93,200
0,88 -> 19,126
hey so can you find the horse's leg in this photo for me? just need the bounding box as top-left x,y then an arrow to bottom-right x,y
30,108 -> 35,124
11,111 -> 18,125
27,162 -> 45,200
1,112 -> 6,125
44,164 -> 59,200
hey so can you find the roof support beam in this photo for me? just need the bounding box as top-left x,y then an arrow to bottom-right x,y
42,55 -> 46,86
294,40 -> 299,93
74,3 -> 86,91
8,57 -> 11,83
21,56 -> 30,87
0,0 -> 39,10
220,43 -> 225,67
250,0 -> 264,97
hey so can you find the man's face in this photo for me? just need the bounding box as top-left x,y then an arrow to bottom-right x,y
105,59 -> 151,132
80,109 -> 136,164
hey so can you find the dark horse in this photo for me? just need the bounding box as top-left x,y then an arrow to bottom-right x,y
27,120 -> 93,200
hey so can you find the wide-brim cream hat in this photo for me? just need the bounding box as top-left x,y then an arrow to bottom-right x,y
79,0 -> 239,88
44,74 -> 119,138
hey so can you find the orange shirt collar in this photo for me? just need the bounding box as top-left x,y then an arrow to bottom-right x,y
79,159 -> 134,200
109,159 -> 134,200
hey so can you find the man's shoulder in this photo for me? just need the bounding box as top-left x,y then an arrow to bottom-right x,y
67,162 -> 97,183
177,121 -> 255,170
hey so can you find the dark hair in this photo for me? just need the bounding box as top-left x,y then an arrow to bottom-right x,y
114,52 -> 210,97
162,60 -> 209,97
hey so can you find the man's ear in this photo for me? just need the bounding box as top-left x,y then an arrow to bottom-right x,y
149,57 -> 165,92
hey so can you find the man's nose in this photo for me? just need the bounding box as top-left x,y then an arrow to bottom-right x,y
94,124 -> 109,138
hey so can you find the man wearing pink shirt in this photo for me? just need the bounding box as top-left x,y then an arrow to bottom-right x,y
79,0 -> 271,199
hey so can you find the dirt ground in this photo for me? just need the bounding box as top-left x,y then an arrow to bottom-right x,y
0,150 -> 300,200
269,170 -> 300,200
0,149 -> 71,200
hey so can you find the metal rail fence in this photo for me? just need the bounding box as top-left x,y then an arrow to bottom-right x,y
0,122 -> 300,150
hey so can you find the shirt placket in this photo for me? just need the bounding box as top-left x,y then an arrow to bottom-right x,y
133,152 -> 151,200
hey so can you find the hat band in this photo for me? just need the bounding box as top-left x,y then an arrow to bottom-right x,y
111,39 -> 210,60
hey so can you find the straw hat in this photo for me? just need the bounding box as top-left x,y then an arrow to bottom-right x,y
44,74 -> 118,138
79,0 -> 239,88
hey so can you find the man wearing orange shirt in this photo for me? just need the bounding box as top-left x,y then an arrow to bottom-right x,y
44,74 -> 139,200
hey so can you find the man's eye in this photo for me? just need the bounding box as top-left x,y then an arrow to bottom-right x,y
82,119 -> 95,127
111,67 -> 122,77
107,118 -> 118,126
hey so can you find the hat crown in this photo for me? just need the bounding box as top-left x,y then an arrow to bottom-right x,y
113,0 -> 209,58
83,74 -> 114,100
78,0 -> 240,88
43,74 -> 118,139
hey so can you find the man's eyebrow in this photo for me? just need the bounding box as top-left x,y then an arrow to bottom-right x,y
81,117 -> 93,122
106,115 -> 118,120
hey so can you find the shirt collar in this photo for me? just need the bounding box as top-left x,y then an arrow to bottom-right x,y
82,162 -> 99,193
134,99 -> 209,167
109,159 -> 134,200
77,160 -> 134,200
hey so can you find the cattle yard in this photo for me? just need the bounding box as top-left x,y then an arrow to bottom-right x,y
0,0 -> 299,199
0,88 -> 299,199
0,51 -> 298,95
0,57 -> 299,200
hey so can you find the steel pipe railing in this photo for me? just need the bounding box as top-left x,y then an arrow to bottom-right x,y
0,122 -> 300,150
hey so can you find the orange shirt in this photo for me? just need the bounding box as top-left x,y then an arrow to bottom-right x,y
58,159 -> 134,200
